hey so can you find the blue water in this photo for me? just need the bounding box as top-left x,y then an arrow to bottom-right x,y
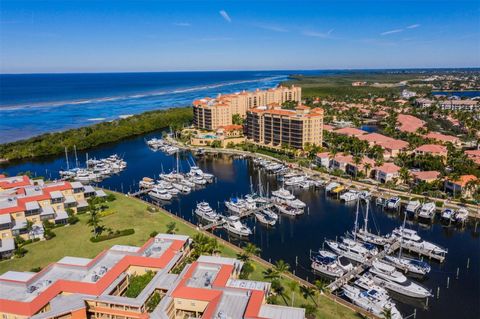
0,71 -> 293,142
432,91 -> 480,98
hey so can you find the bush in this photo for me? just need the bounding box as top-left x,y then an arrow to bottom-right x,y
90,228 -> 135,242
239,261 -> 254,279
14,247 -> 28,258
149,231 -> 159,238
68,216 -> 80,225
30,267 -> 42,272
22,238 -> 40,246
105,193 -> 116,202
124,270 -> 156,298
44,229 -> 56,240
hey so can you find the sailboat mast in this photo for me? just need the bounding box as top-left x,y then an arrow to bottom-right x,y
398,212 -> 406,258
65,147 -> 69,171
353,198 -> 360,241
74,145 -> 79,168
364,199 -> 370,233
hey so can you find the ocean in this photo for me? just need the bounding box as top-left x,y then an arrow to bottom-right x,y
0,71 -> 294,142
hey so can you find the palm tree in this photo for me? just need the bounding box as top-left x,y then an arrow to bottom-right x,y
25,220 -> 34,240
399,167 -> 411,185
314,279 -> 328,295
262,268 -> 280,281
243,243 -> 261,257
364,162 -> 372,178
87,203 -> 103,238
352,155 -> 362,179
382,307 -> 393,319
274,259 -> 290,274
236,252 -> 250,262
286,280 -> 299,307
299,285 -> 317,305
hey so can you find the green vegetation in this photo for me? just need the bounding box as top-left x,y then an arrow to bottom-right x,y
89,228 -> 135,242
0,191 -> 359,319
0,107 -> 193,161
124,270 -> 156,298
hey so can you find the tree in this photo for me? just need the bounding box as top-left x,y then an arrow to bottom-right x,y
87,202 -> 104,238
352,155 -> 362,179
239,261 -> 254,279
232,113 -> 244,125
274,259 -> 290,274
301,304 -> 317,318
382,307 -> 393,319
25,220 -> 34,240
236,252 -> 250,262
364,162 -> 372,178
244,243 -> 261,257
300,285 -> 317,305
166,222 -> 177,234
399,167 -> 411,185
286,280 -> 299,307
262,268 -> 280,281
271,279 -> 288,304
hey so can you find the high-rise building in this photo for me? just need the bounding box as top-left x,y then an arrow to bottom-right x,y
193,86 -> 301,130
245,105 -> 324,149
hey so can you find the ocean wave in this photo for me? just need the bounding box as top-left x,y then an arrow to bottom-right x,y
87,118 -> 106,121
0,75 -> 287,112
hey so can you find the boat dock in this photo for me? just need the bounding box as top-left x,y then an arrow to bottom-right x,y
128,188 -> 151,197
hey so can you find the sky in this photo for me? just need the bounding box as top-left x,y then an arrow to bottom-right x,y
0,0 -> 479,73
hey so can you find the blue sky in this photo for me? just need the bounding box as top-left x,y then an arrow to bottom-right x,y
1,0 -> 479,73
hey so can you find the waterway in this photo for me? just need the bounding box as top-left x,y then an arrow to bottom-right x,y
1,132 -> 479,319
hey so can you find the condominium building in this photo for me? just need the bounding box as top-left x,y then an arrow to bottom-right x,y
193,85 -> 302,130
0,233 -> 305,319
245,105 -> 324,149
0,174 -> 104,259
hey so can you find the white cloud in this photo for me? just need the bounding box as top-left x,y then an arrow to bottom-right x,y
406,24 -> 421,29
219,10 -> 231,23
173,22 -> 191,27
256,24 -> 288,33
302,29 -> 334,38
380,29 -> 403,36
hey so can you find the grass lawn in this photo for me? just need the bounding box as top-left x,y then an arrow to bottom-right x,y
0,192 -> 360,319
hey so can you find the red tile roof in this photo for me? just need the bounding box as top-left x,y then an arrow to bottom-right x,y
447,175 -> 478,187
376,162 -> 400,174
411,170 -> 441,181
333,127 -> 367,137
425,132 -> 460,144
397,114 -> 425,133
415,144 -> 448,155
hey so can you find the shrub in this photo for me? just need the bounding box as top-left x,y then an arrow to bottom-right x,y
90,229 -> 135,242
68,216 -> 80,225
30,267 -> 42,272
14,247 -> 28,258
105,193 -> 116,202
149,231 -> 159,238
44,229 -> 56,240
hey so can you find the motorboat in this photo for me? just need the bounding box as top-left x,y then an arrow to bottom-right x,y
274,203 -> 303,216
358,190 -> 371,201
148,188 -> 172,201
454,208 -> 469,224
340,190 -> 359,202
262,208 -> 278,221
325,237 -> 378,263
390,227 -> 447,256
325,182 -> 340,193
254,211 -> 276,226
284,176 -> 306,186
156,181 -> 180,195
190,176 -> 207,185
171,182 -> 191,194
271,188 -> 295,201
386,197 -> 401,210
354,274 -> 391,301
383,255 -> 431,276
311,251 -> 353,278
189,166 -> 214,182
285,198 -> 306,209
405,200 -> 421,216
418,202 -> 436,221
342,285 -> 403,319
369,261 -> 432,298
195,202 -> 223,223
440,208 -> 455,223
225,198 -> 256,214
353,229 -> 390,246
178,178 -> 196,188
139,177 -> 155,189
224,216 -> 252,237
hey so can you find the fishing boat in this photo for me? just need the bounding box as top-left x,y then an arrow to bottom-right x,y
386,197 -> 401,210
369,261 -> 432,298
342,285 -> 403,319
195,202 -> 223,223
224,216 -> 252,237
418,202 -> 436,222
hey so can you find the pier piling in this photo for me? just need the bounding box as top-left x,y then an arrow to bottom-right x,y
447,277 -> 450,288
437,287 -> 440,299
467,258 -> 470,269
456,267 -> 459,279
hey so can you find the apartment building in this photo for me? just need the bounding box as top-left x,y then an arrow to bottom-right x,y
0,175 -> 103,258
0,234 -> 305,319
193,85 -> 302,130
439,99 -> 478,112
245,105 -> 324,149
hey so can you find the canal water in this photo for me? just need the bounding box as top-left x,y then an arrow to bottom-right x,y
1,132 -> 479,319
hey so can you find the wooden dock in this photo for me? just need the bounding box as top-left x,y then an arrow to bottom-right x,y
128,188 -> 151,197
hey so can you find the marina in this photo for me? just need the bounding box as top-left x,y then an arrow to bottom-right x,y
1,131 -> 479,319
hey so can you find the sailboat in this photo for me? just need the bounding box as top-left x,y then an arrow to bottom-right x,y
352,200 -> 390,246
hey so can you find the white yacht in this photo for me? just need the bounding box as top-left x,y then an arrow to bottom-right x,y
358,190 -> 371,201
157,181 -> 180,195
274,203 -> 303,216
405,200 -> 421,216
418,202 -> 436,221
225,198 -> 256,214
254,211 -> 276,226
285,198 -> 306,209
383,255 -> 431,276
325,237 -> 378,263
224,216 -> 252,237
262,208 -> 279,221
189,166 -> 214,182
271,188 -> 295,201
311,251 -> 353,278
178,178 -> 196,188
390,227 -> 448,256
325,182 -> 340,193
354,274 -> 391,301
195,202 -> 223,223
441,208 -> 455,222
171,182 -> 191,194
148,188 -> 173,201
386,197 -> 401,210
139,177 -> 155,189
454,208 -> 469,224
190,176 -> 207,185
370,261 -> 432,298
340,190 -> 359,202
354,228 -> 390,246
284,175 -> 305,186
342,285 -> 403,319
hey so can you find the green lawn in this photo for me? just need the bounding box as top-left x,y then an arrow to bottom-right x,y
0,192 -> 360,319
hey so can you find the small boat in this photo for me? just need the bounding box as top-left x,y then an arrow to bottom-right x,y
157,181 -> 180,195
148,188 -> 173,201
274,203 -> 303,216
331,185 -> 345,194
224,216 -> 252,237
383,255 -> 431,276
190,176 -> 207,185
271,188 -> 295,201
369,261 -> 432,298
139,177 -> 155,189
440,208 -> 455,223
405,200 -> 421,217
195,202 -> 223,223
358,190 -> 371,201
262,208 -> 279,221
342,285 -> 403,319
386,197 -> 401,210
454,208 -> 469,224
254,211 -> 276,226
340,190 -> 359,202
418,202 -> 436,222
325,182 -> 340,193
